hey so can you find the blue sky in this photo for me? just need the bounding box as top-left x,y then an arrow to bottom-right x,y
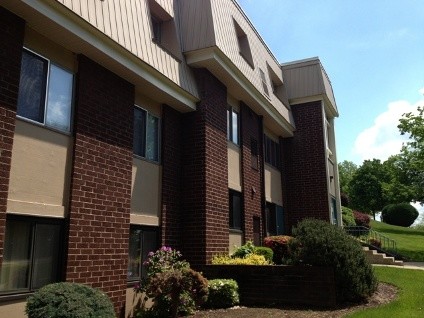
238,0 -> 424,165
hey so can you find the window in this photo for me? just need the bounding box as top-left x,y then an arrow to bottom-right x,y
265,202 -> 283,236
264,134 -> 280,168
229,190 -> 242,230
259,68 -> 270,97
0,216 -> 63,293
134,106 -> 160,162
151,15 -> 162,43
267,63 -> 287,103
127,226 -> 158,280
233,19 -> 254,67
227,106 -> 239,145
17,49 -> 73,133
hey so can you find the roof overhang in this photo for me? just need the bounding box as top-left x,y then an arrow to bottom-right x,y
186,46 -> 295,137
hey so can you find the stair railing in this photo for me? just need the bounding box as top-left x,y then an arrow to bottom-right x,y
344,226 -> 397,254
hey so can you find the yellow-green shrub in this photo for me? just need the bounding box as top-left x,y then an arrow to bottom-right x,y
211,254 -> 270,265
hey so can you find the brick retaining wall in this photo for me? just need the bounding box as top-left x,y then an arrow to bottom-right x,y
200,265 -> 336,307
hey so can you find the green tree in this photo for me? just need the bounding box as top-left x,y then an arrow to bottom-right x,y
338,160 -> 358,195
398,106 -> 424,202
349,159 -> 389,219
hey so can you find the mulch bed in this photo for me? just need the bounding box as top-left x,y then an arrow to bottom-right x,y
190,283 -> 397,318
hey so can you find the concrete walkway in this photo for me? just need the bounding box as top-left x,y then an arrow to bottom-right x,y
373,262 -> 424,270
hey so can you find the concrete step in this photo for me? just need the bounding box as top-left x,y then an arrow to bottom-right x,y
363,247 -> 403,266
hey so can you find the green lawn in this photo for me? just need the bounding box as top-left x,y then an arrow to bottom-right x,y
370,220 -> 424,261
347,267 -> 424,318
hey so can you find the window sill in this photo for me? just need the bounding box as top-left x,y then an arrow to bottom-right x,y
133,154 -> 161,166
0,291 -> 32,303
16,116 -> 72,137
229,228 -> 243,234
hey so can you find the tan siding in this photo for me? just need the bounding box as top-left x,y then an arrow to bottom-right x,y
0,300 -> 26,318
55,0 -> 198,98
179,0 -> 216,52
7,120 -> 73,218
264,164 -> 283,206
228,141 -> 242,191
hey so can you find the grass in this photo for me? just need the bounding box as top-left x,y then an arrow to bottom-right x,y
370,220 -> 424,261
347,266 -> 424,318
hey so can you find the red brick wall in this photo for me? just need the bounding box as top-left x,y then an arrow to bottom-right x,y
281,101 -> 329,232
181,69 -> 228,266
0,8 -> 25,268
240,103 -> 263,242
67,55 -> 134,315
161,105 -> 182,249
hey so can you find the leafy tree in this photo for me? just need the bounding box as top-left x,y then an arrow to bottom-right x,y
397,106 -> 424,202
349,159 -> 389,219
338,160 -> 358,196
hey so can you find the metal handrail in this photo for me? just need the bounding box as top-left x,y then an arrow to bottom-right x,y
344,226 -> 397,254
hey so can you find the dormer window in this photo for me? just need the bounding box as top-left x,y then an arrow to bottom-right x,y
233,19 -> 254,68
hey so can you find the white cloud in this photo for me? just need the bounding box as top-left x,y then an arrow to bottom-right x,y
419,87 -> 424,96
352,100 -> 423,164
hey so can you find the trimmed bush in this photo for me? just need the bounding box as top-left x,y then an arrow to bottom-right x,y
381,203 -> 419,227
231,241 -> 255,259
342,206 -> 356,227
253,246 -> 274,263
211,254 -> 270,265
26,282 -> 115,318
204,279 -> 239,309
353,210 -> 371,228
289,219 -> 377,303
263,235 -> 293,264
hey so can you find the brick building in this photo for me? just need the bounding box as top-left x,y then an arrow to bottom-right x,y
0,0 -> 341,316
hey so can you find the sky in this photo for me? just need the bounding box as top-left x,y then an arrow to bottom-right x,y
238,0 -> 424,166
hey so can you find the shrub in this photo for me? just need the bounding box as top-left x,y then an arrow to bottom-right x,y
253,246 -> 274,263
26,282 -> 115,318
135,246 -> 207,317
353,210 -> 371,228
204,279 -> 239,309
263,235 -> 293,264
211,254 -> 270,265
231,241 -> 255,258
340,192 -> 350,207
381,203 -> 419,227
145,268 -> 208,317
341,206 -> 355,227
290,219 -> 377,303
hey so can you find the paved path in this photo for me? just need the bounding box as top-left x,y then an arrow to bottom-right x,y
373,262 -> 424,270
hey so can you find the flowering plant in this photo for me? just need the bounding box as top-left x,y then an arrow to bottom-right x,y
143,246 -> 189,278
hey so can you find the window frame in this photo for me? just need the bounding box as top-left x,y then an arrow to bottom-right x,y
0,214 -> 64,295
127,225 -> 159,282
133,105 -> 161,163
227,105 -> 240,145
229,190 -> 243,230
16,47 -> 74,134
265,202 -> 284,236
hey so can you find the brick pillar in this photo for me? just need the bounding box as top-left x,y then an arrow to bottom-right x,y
67,55 -> 134,315
281,101 -> 329,232
240,103 -> 263,242
161,105 -> 182,249
181,69 -> 228,266
0,8 -> 25,268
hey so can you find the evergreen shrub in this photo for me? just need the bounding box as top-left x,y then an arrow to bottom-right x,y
289,219 -> 377,303
381,203 -> 419,227
204,279 -> 239,309
26,282 -> 115,318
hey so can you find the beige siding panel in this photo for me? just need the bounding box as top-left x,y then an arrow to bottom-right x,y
55,0 -> 198,97
264,164 -> 283,206
228,142 -> 242,191
0,300 -> 26,318
7,120 -> 72,218
209,0 -> 290,120
131,158 -> 162,218
229,231 -> 243,254
179,0 -> 215,52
